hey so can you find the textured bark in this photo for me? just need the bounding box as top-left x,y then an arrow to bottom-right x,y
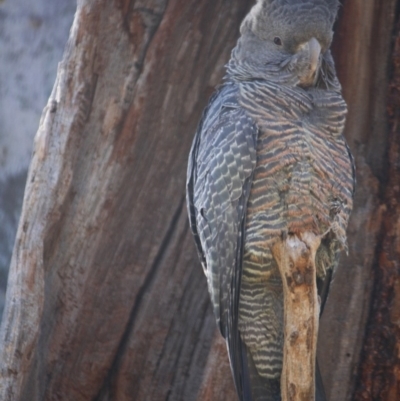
195,333 -> 237,401
353,15 -> 400,401
0,1 -> 252,400
0,0 -> 76,320
1,0 -> 400,400
318,1 -> 398,400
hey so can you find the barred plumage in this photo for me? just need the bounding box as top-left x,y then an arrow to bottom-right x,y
187,1 -> 355,400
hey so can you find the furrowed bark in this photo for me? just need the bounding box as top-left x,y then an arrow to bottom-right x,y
0,1 -> 252,400
319,1 -> 398,400
353,14 -> 400,401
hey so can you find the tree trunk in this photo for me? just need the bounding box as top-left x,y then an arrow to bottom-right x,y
319,1 -> 399,400
353,13 -> 400,401
0,0 -> 76,320
0,1 -> 252,399
1,0 -> 400,400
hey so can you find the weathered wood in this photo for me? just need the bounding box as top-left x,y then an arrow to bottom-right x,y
0,1 -> 252,400
272,233 -> 321,401
0,0 -> 76,325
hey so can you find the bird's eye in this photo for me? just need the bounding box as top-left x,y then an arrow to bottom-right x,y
273,36 -> 282,46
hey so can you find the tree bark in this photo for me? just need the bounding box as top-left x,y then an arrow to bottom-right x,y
1,0 -> 400,400
0,1 -> 252,400
0,0 -> 76,320
353,14 -> 400,401
318,1 -> 399,400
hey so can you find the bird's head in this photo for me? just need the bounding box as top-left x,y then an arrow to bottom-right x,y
230,0 -> 340,88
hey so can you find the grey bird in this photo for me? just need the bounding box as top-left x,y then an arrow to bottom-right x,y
186,0 -> 355,400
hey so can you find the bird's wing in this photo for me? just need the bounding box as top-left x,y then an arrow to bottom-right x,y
186,83 -> 258,399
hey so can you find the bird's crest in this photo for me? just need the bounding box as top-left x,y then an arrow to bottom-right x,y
241,0 -> 339,40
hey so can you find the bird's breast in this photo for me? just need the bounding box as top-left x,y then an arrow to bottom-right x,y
238,81 -> 353,248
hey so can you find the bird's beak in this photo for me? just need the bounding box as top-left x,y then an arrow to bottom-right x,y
306,37 -> 321,75
297,37 -> 322,87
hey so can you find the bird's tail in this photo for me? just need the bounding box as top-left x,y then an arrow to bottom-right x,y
233,338 -> 327,401
232,337 -> 281,401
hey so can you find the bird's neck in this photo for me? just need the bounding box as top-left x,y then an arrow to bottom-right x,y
226,47 -> 341,93
226,51 -> 295,85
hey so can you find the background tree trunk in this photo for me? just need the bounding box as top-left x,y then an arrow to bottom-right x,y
0,0 -> 399,400
319,1 -> 399,401
0,0 -> 76,320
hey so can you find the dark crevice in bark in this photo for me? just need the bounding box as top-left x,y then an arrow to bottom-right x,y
151,220 -> 192,375
112,1 -> 169,151
93,195 -> 186,401
123,0 -> 168,67
82,73 -> 99,124
164,342 -> 185,401
178,288 -> 215,401
364,0 -> 397,184
153,266 -> 215,401
163,268 -> 208,401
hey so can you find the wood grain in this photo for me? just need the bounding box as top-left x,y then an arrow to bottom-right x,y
0,1 -> 252,400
